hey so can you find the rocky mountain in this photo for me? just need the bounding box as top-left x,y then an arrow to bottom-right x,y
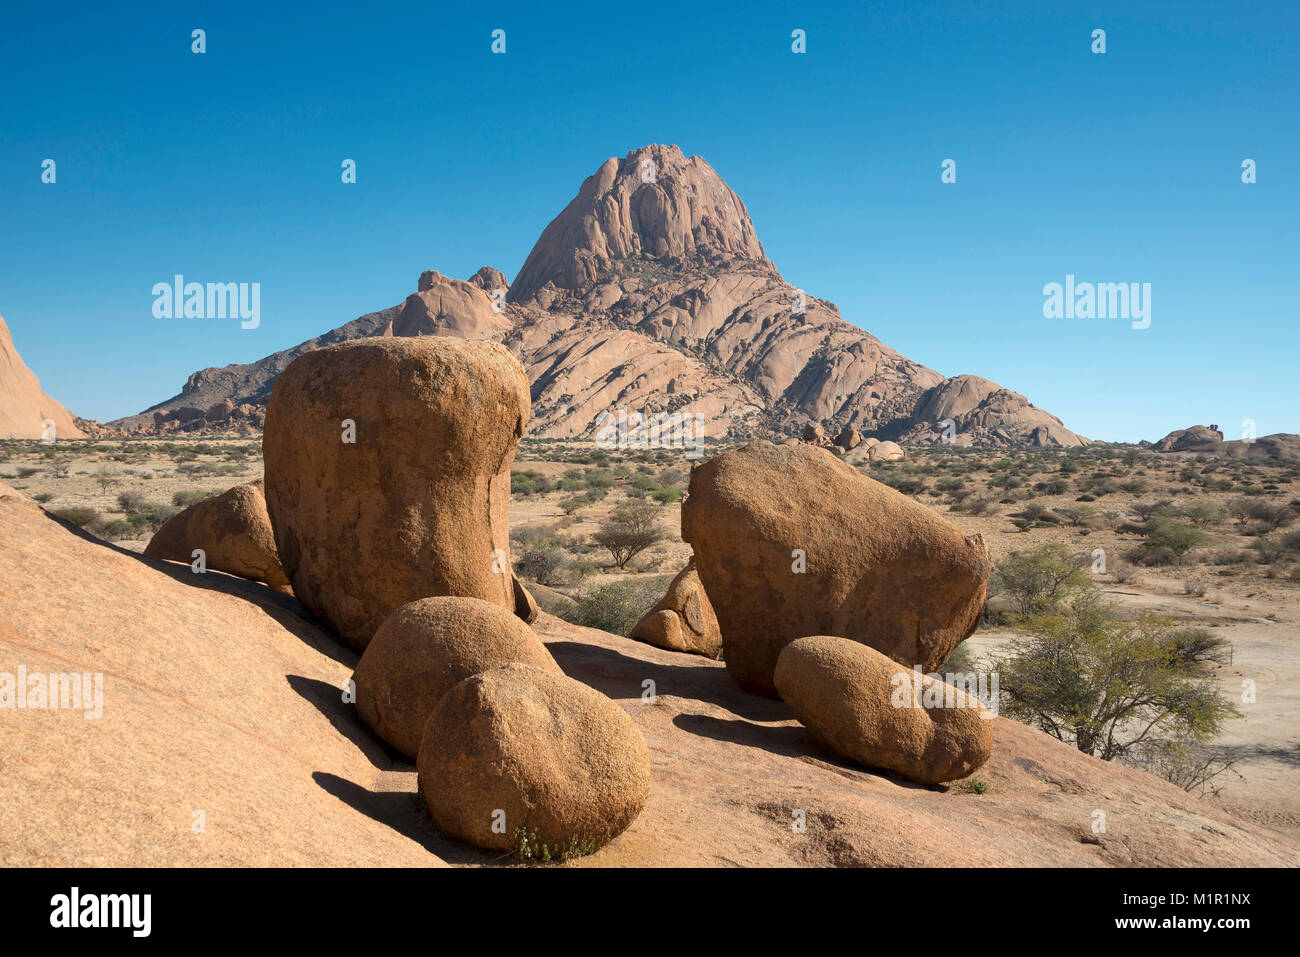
0,312 -> 84,440
112,145 -> 1085,447
1151,424 -> 1300,460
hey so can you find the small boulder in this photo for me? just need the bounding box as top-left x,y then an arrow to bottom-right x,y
834,426 -> 862,451
628,558 -> 721,657
206,399 -> 236,422
418,663 -> 651,856
353,596 -> 560,758
801,422 -> 827,444
868,440 -> 905,462
144,479 -> 290,591
774,635 -> 993,784
682,441 -> 990,696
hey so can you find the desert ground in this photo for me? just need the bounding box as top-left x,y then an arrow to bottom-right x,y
4,433 -> 1297,846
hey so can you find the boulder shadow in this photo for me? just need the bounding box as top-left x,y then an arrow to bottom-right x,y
287,674 -> 407,771
672,711 -> 809,756
544,640 -> 790,723
1216,741 -> 1300,768
671,712 -> 933,790
311,772 -> 495,866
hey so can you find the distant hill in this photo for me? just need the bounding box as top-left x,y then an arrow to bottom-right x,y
1149,424 -> 1300,460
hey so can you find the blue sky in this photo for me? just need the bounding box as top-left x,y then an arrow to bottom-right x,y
2,0 -> 1296,440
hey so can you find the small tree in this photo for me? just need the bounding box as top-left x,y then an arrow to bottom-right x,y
990,543 -> 1091,617
993,593 -> 1240,761
558,496 -> 587,516
1142,517 -> 1208,558
1178,500 -> 1227,529
117,490 -> 148,514
515,542 -> 569,587
592,501 -> 666,569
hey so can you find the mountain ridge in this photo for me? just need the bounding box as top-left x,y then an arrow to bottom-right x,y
110,144 -> 1087,448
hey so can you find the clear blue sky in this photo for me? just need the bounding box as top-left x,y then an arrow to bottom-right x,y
2,1 -> 1296,441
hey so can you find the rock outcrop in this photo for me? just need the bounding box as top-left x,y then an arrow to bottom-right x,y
901,375 -> 1086,448
682,441 -> 991,696
628,558 -> 722,657
1153,424 -> 1225,452
1150,426 -> 1300,460
263,337 -> 530,650
0,313 -> 84,440
869,439 -> 905,462
509,144 -> 767,303
393,270 -> 512,340
353,597 -> 561,758
144,479 -> 290,591
417,663 -> 651,855
774,635 -> 993,785
4,482 -> 1296,867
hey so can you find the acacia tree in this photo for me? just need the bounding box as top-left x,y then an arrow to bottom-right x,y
592,500 -> 665,569
993,593 -> 1239,762
990,543 -> 1091,617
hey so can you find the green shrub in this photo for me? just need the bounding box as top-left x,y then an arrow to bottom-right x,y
515,543 -> 570,587
117,491 -> 148,514
994,595 -> 1240,761
651,485 -> 682,504
49,506 -> 100,529
1142,517 -> 1209,558
557,578 -> 667,636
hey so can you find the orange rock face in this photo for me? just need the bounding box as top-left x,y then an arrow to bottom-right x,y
114,145 -> 1086,449
263,337 -> 530,650
0,313 -> 84,440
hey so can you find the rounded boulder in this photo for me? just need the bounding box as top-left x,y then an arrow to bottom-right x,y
775,635 -> 993,785
144,479 -> 290,592
354,596 -> 560,758
682,440 -> 990,696
418,663 -> 651,857
629,558 -> 721,657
